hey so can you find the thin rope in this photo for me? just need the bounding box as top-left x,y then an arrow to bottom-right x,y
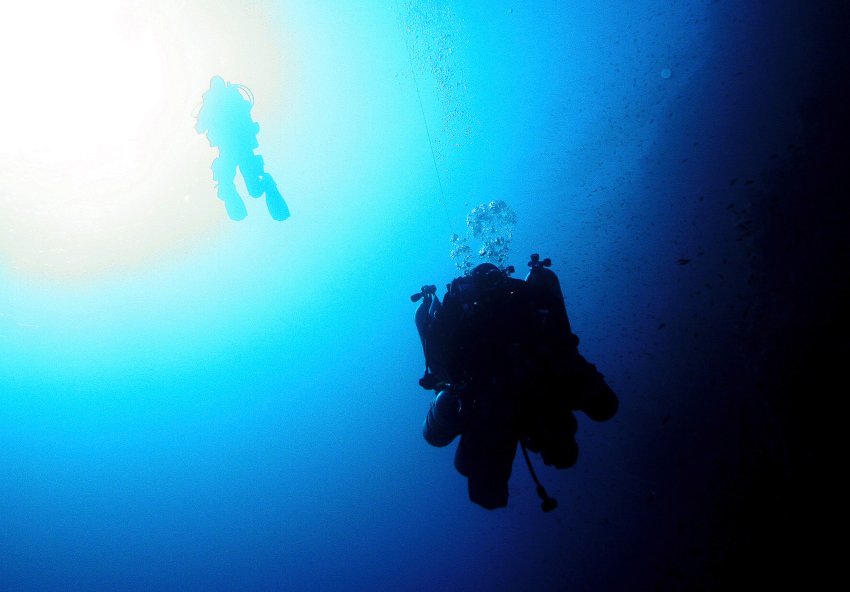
397,3 -> 453,233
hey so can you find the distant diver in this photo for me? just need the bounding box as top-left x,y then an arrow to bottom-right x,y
412,254 -> 619,511
195,75 -> 290,222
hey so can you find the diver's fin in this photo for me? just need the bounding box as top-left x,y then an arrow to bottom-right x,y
264,179 -> 290,221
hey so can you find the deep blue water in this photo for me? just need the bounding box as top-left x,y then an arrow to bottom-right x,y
1,1 -> 846,590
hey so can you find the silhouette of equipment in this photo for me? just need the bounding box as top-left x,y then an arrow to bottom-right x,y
413,254 -> 619,511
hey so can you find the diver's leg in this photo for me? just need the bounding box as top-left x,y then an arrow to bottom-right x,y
456,422 -> 517,510
537,407 -> 579,469
239,153 -> 265,198
573,356 -> 619,422
239,153 -> 290,221
212,154 -> 246,221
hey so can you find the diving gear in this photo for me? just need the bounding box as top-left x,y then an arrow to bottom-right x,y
521,440 -> 558,512
525,253 -> 575,338
413,285 -> 443,390
423,389 -> 465,447
412,253 -> 619,512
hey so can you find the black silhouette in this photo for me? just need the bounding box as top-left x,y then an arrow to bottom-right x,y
413,255 -> 618,511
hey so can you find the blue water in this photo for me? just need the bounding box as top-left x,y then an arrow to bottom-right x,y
1,1 -> 845,590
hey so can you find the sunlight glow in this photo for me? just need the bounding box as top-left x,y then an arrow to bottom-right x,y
3,3 -> 164,161
0,0 -> 288,281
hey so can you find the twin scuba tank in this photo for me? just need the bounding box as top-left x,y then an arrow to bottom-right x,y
413,254 -> 576,392
414,253 -> 579,456
524,253 -> 579,349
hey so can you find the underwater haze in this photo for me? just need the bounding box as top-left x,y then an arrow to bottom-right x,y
1,1 -> 846,590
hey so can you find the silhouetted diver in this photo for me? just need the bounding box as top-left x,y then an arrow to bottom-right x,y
195,75 -> 289,221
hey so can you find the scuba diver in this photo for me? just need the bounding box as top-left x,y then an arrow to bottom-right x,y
412,254 -> 619,511
195,75 -> 290,222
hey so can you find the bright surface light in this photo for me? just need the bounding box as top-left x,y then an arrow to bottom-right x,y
3,3 -> 163,161
0,0 -> 287,281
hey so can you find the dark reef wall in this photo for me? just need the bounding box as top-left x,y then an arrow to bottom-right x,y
595,3 -> 850,589
704,3 -> 849,587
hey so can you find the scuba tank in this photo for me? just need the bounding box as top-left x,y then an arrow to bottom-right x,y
525,253 -> 619,422
412,285 -> 442,390
423,389 -> 464,447
412,284 -> 438,352
525,253 -> 578,347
